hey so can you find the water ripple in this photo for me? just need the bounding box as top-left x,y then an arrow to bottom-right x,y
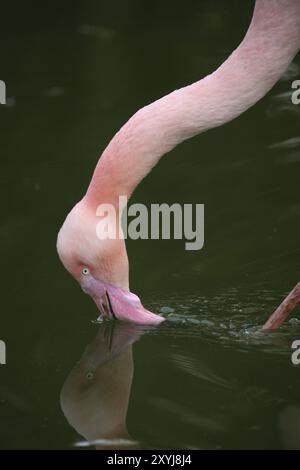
146,287 -> 300,353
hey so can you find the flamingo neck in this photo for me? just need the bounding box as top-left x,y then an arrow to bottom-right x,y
85,0 -> 300,209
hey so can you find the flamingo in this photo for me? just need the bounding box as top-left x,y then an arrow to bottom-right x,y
57,0 -> 300,325
60,322 -> 142,449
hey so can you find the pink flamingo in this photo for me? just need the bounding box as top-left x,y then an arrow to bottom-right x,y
57,0 -> 300,325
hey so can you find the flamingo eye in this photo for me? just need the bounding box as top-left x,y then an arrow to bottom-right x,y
82,267 -> 90,276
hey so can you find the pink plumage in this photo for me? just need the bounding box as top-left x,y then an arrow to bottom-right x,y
57,1 -> 300,325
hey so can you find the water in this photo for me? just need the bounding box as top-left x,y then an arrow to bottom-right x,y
1,0 -> 300,449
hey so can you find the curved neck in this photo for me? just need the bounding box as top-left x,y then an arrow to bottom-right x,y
86,0 -> 300,207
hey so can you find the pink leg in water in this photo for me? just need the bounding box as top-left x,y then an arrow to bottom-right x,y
262,282 -> 300,331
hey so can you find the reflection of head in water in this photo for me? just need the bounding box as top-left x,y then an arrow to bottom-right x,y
60,321 -> 146,449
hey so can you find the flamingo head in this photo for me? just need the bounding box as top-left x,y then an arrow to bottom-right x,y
57,199 -> 164,325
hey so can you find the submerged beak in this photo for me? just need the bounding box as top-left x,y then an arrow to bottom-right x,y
97,291 -> 117,320
82,276 -> 165,326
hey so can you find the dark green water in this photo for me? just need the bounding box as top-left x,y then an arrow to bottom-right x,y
1,0 -> 300,449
